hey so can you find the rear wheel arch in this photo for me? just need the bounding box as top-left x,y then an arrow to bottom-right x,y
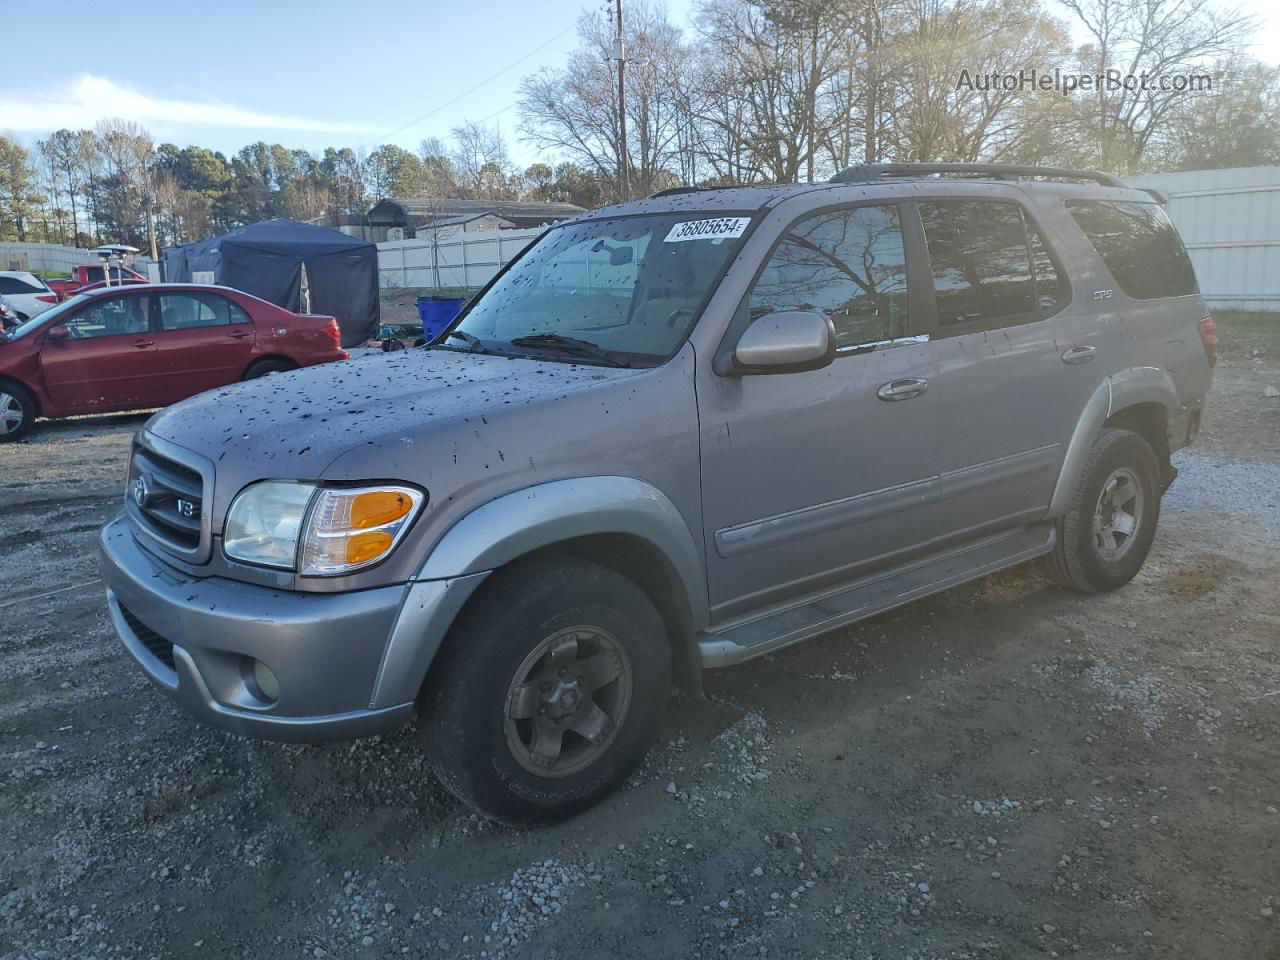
242,355 -> 298,379
1104,401 -> 1171,484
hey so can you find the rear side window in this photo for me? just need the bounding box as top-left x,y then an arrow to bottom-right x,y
0,276 -> 45,295
749,204 -> 910,349
158,293 -> 234,329
918,200 -> 1036,330
1027,222 -> 1068,316
1067,200 -> 1196,300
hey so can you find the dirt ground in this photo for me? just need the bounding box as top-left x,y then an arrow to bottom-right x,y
2,343 -> 1278,960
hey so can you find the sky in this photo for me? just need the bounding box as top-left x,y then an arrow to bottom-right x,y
0,0 -> 1275,169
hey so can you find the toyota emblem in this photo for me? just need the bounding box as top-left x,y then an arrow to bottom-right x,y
131,474 -> 150,507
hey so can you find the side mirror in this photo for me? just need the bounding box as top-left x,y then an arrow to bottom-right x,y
46,324 -> 70,342
730,310 -> 835,375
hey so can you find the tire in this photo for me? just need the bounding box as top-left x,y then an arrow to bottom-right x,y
242,357 -> 296,380
1043,428 -> 1161,593
419,556 -> 671,824
0,382 -> 36,442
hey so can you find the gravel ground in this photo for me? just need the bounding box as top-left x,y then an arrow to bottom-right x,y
1,354 -> 1278,960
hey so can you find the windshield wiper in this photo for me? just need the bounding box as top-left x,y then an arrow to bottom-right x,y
508,334 -> 632,368
443,329 -> 488,353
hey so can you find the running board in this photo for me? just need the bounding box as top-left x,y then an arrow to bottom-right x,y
697,523 -> 1056,668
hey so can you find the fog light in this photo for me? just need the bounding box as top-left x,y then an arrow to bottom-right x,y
251,659 -> 279,701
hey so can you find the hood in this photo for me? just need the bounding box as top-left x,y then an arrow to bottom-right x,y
146,348 -> 637,479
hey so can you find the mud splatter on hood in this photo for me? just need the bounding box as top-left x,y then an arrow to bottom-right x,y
146,348 -> 637,479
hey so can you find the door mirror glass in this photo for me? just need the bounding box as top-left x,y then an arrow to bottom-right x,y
46,324 -> 69,341
731,310 -> 835,374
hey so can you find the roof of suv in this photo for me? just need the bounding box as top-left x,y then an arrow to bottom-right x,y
575,164 -> 1156,223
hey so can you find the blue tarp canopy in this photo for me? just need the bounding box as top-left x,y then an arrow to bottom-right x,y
162,220 -> 379,347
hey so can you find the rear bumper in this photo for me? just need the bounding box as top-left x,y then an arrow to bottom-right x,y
99,516 -> 414,743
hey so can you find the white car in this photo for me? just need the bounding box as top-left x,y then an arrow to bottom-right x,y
0,272 -> 59,321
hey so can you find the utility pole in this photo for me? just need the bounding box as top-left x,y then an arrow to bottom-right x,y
613,0 -> 629,201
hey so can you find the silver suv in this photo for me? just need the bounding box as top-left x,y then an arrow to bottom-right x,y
100,163 -> 1216,823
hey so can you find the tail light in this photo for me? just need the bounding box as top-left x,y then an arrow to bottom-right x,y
36,294 -> 58,303
1198,314 -> 1218,366
323,319 -> 341,349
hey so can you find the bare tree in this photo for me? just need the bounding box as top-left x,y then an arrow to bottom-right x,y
520,2 -> 689,199
1061,0 -> 1256,169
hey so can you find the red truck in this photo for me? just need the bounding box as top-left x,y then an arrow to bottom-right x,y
46,263 -> 150,301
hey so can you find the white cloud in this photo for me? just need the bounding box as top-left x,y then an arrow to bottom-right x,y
0,75 -> 373,135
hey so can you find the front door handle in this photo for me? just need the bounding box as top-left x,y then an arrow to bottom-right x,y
131,338 -> 155,349
1062,345 -> 1097,364
877,377 -> 929,401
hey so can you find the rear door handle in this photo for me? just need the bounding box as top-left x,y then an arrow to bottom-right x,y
877,377 -> 929,401
1062,345 -> 1097,364
131,338 -> 155,349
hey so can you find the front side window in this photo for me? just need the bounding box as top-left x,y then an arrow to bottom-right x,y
451,213 -> 750,364
62,295 -> 151,339
919,200 -> 1037,329
159,293 -> 233,330
1067,200 -> 1196,300
748,204 -> 910,348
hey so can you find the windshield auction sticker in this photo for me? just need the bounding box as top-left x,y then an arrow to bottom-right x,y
664,217 -> 751,243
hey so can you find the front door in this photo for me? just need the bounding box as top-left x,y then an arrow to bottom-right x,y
39,291 -> 163,413
697,202 -> 942,621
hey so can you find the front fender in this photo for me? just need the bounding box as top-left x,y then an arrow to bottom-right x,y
417,476 -> 707,609
367,476 -> 708,709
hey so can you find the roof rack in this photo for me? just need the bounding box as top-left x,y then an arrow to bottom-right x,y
829,163 -> 1126,188
648,186 -> 722,199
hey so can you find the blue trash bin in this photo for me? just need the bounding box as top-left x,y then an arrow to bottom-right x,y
416,297 -> 466,341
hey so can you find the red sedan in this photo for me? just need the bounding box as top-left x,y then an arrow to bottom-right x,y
0,284 -> 348,441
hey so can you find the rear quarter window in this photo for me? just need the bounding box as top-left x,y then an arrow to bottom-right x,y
1067,200 -> 1197,300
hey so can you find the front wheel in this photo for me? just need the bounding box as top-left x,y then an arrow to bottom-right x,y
1043,428 -> 1161,593
418,557 -> 671,824
0,384 -> 36,442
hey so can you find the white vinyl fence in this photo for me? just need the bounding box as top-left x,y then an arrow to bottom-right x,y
0,242 -> 97,275
376,228 -> 542,290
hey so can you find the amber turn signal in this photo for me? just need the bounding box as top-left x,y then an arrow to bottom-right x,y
350,491 -> 413,529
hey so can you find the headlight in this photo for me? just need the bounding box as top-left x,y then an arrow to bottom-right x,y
224,481 -> 316,569
223,482 -> 424,575
298,485 -> 423,575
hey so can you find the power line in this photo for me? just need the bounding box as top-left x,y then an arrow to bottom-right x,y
359,27 -> 575,150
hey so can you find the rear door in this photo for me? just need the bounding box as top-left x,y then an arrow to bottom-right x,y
155,291 -> 257,399
39,291 -> 163,412
697,201 -> 943,619
911,196 -> 1109,538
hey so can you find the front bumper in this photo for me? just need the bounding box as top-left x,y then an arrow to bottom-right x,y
99,516 -> 415,743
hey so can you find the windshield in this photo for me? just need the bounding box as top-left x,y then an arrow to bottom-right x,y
449,213 -> 751,364
3,294 -> 89,340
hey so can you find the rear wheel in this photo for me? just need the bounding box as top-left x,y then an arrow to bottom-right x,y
242,357 -> 296,380
418,557 -> 670,824
0,384 -> 36,442
1043,428 -> 1160,593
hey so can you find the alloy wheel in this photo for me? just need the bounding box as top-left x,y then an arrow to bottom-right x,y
1092,466 -> 1144,562
0,392 -> 24,436
503,625 -> 633,779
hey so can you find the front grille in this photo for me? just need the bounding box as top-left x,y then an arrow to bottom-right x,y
119,604 -> 176,671
128,446 -> 204,552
